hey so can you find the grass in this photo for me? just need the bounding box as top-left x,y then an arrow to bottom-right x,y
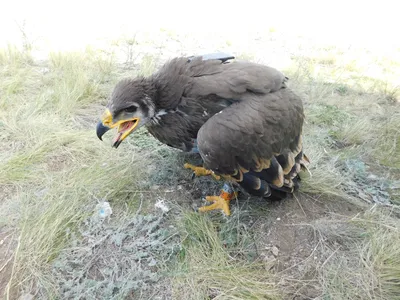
171,212 -> 279,299
0,32 -> 400,299
316,211 -> 400,300
0,47 -> 151,298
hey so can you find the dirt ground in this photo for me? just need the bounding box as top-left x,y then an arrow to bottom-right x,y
0,158 -> 391,299
139,165 -> 370,299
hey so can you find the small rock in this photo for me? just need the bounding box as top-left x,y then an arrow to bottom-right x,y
19,294 -> 34,300
271,246 -> 279,257
95,201 -> 113,219
155,199 -> 170,213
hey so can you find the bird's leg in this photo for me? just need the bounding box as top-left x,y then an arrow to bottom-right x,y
199,183 -> 238,216
184,163 -> 221,180
183,139 -> 221,180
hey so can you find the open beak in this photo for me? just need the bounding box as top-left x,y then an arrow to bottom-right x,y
96,109 -> 140,148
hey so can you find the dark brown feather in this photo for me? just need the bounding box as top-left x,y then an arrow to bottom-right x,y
184,58 -> 287,98
107,55 -> 307,196
144,56 -> 290,152
197,88 -> 304,173
197,87 -> 305,192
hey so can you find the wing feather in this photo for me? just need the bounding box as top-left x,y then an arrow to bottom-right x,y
184,58 -> 287,100
197,88 -> 304,189
148,55 -> 306,194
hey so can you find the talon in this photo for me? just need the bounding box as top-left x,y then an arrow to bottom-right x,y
184,163 -> 221,180
198,190 -> 238,216
199,196 -> 231,216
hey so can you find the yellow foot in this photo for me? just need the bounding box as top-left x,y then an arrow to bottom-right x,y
199,190 -> 238,216
184,163 -> 221,180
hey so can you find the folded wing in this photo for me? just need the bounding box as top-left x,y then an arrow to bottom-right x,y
197,86 -> 306,194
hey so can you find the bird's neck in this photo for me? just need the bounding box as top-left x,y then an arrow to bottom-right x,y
149,75 -> 183,110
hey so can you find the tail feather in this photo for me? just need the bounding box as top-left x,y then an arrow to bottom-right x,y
283,151 -> 310,191
239,173 -> 271,197
268,151 -> 310,199
299,153 -> 311,176
234,150 -> 310,200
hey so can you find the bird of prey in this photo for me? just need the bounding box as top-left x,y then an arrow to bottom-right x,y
96,53 -> 310,216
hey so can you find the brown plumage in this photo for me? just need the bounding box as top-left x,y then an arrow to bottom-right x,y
96,53 -> 309,202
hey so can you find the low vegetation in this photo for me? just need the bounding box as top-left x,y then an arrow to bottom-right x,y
0,31 -> 399,299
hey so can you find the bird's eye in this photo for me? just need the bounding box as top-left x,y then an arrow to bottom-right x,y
124,106 -> 138,113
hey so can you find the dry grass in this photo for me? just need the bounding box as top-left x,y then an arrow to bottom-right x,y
171,212 -> 279,299
0,32 -> 399,299
0,47 -> 149,297
315,210 -> 400,300
284,52 -> 400,204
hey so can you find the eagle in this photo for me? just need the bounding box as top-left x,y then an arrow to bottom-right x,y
96,53 -> 310,216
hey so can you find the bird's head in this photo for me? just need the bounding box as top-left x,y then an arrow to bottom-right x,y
96,78 -> 156,148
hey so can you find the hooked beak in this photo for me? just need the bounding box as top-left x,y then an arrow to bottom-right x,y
96,121 -> 110,141
96,109 -> 140,148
